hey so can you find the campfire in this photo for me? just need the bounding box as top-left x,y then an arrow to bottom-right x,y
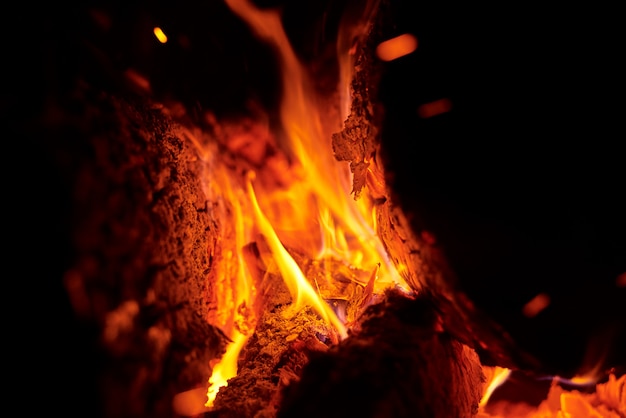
16,0 -> 624,417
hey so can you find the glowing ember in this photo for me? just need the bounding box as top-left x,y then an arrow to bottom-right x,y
479,373 -> 625,417
153,27 -> 168,43
375,33 -> 418,61
417,98 -> 452,118
522,293 -> 551,318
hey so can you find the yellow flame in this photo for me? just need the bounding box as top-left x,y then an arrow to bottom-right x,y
192,0 -> 408,412
205,331 -> 248,407
225,0 -> 406,294
246,172 -> 348,339
480,366 -> 512,408
179,129 -> 258,413
480,373 -> 626,417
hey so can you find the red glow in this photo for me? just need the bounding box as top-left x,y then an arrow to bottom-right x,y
417,98 -> 452,118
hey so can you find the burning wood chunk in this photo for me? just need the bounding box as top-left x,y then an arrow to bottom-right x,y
208,273 -> 339,418
277,289 -> 484,418
330,3 -> 384,201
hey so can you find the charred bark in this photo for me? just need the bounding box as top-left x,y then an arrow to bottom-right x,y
20,87 -> 227,417
277,290 -> 485,418
337,0 -> 626,378
207,271 -> 339,418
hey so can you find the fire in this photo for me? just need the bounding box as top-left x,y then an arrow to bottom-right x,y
165,0 -> 624,415
478,366 -> 626,417
246,171 -> 348,338
480,366 -> 512,408
168,0 -> 411,413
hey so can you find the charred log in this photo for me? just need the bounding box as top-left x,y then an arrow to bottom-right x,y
207,271 -> 338,418
15,86 -> 226,417
277,289 -> 485,418
333,0 -> 626,378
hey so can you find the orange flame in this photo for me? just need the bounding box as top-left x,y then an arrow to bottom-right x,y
478,373 -> 625,417
246,171 -> 347,338
178,0 -> 409,412
480,366 -> 512,409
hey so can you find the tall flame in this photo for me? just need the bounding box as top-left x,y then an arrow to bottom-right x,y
245,171 -> 347,338
225,0 -> 405,291
181,0 -> 409,411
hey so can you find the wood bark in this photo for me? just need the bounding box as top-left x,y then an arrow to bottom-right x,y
363,0 -> 626,378
277,290 -> 485,418
330,0 -> 541,373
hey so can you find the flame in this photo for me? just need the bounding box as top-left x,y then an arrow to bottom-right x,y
224,0 -> 407,294
478,353 -> 624,417
173,0 -> 409,412
480,366 -> 512,409
246,171 -> 348,338
206,331 -> 248,407
478,373 -> 625,418
177,128 -> 260,409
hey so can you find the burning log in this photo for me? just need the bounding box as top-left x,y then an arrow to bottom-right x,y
205,246 -> 484,418
331,0 -> 536,373
277,289 -> 484,418
333,0 -> 626,380
206,273 -> 338,418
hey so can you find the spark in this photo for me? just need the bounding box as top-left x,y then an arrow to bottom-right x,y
153,27 -> 168,43
376,33 -> 418,61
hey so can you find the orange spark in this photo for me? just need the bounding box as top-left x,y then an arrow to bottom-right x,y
522,293 -> 551,318
417,98 -> 452,118
376,33 -> 418,61
153,27 -> 168,43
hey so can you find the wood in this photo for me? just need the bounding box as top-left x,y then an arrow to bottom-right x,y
367,0 -> 626,377
277,290 -> 485,418
330,0 -> 541,374
208,269 -> 339,418
27,87 -> 227,417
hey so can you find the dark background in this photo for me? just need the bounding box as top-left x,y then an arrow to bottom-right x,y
376,0 -> 625,378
